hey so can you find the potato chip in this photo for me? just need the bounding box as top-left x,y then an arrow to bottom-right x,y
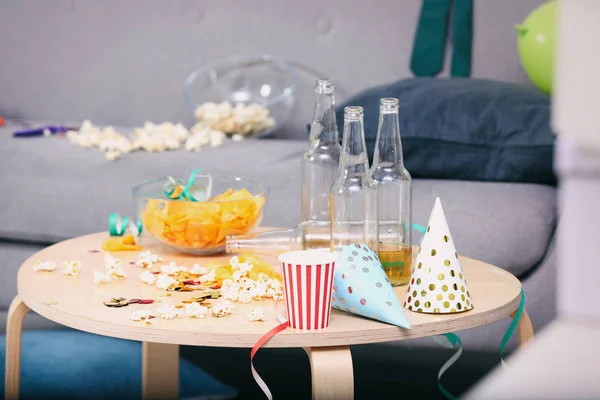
141,188 -> 265,250
102,235 -> 142,252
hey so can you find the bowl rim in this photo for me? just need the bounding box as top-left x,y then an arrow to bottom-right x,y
132,174 -> 270,203
182,54 -> 298,111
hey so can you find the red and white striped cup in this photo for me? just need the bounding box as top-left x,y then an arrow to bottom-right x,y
278,249 -> 338,330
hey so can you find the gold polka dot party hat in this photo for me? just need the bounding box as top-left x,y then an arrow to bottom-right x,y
404,197 -> 473,314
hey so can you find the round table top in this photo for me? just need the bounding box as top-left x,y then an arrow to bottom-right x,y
18,232 -> 523,348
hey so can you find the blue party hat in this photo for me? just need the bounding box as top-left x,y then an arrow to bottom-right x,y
330,244 -> 411,328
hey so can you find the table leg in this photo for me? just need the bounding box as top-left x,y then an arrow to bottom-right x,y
142,342 -> 179,400
5,296 -> 30,400
510,308 -> 534,348
304,346 -> 354,400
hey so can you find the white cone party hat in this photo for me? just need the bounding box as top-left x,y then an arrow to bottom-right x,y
403,197 -> 473,314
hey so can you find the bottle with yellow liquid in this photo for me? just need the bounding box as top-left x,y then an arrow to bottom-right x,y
369,98 -> 412,286
330,106 -> 379,252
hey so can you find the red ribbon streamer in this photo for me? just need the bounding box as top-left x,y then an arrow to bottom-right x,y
251,321 -> 288,400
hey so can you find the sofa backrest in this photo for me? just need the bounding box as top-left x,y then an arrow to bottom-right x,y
0,0 -> 545,139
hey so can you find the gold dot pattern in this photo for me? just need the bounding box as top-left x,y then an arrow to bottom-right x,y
402,216 -> 473,315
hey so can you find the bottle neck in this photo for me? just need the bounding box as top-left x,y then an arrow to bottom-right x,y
372,110 -> 404,166
309,92 -> 339,144
339,117 -> 369,176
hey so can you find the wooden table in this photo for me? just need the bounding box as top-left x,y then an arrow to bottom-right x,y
5,232 -> 534,400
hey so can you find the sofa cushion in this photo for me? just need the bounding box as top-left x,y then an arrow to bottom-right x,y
0,123 -> 555,282
0,329 -> 236,399
334,78 -> 556,185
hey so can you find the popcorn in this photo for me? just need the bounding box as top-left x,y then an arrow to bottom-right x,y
160,261 -> 188,276
190,264 -> 208,275
184,302 -> 211,319
211,300 -> 234,318
237,290 -> 253,304
157,305 -> 181,320
105,151 -> 121,161
94,271 -> 112,284
247,307 -> 266,322
200,269 -> 216,283
108,265 -> 127,280
130,310 -> 151,322
156,273 -> 178,290
104,254 -> 121,269
33,260 -> 57,272
250,282 -> 269,300
194,101 -> 275,137
135,250 -> 162,268
140,270 -> 157,286
61,260 -> 81,276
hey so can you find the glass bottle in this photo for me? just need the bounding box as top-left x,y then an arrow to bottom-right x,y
330,106 -> 379,252
301,79 -> 341,223
225,220 -> 331,255
369,98 -> 412,286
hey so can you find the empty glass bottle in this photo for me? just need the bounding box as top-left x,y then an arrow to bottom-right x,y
330,106 -> 379,252
225,221 -> 331,255
370,98 -> 412,286
301,79 -> 341,223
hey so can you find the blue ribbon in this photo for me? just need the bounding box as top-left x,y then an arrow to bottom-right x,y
436,288 -> 526,399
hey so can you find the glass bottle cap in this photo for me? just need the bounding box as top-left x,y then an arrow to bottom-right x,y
380,98 -> 399,113
316,79 -> 335,94
344,106 -> 363,120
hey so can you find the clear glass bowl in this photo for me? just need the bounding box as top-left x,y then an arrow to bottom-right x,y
183,54 -> 297,138
133,175 -> 269,255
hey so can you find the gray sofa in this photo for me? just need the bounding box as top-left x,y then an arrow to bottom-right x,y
0,0 -> 554,358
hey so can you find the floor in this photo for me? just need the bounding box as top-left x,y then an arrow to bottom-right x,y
182,344 -> 501,399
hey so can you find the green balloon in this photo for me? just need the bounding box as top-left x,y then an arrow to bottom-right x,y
516,1 -> 556,94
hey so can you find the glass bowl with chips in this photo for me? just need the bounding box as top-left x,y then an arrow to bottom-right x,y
133,174 -> 268,255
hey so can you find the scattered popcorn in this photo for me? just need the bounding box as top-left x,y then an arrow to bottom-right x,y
231,134 -> 245,141
65,119 -> 249,161
43,128 -> 52,137
156,273 -> 178,290
184,302 -> 211,319
104,254 -> 121,269
105,150 -> 120,161
190,264 -> 208,275
194,101 -> 275,137
160,261 -> 188,276
247,307 -> 266,322
157,305 -> 183,320
238,290 -> 253,304
140,270 -> 157,286
200,269 -> 216,283
108,266 -> 127,280
211,300 -> 234,318
33,260 -> 57,272
136,250 -> 162,268
250,282 -> 269,300
130,310 -> 151,322
94,271 -> 112,284
61,260 -> 81,276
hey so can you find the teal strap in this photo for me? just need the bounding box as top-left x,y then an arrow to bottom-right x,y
435,332 -> 463,400
500,288 -> 526,365
182,167 -> 204,202
410,0 -> 452,77
108,213 -> 128,236
163,168 -> 211,202
412,223 -> 427,234
108,212 -> 143,236
450,0 -> 473,77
